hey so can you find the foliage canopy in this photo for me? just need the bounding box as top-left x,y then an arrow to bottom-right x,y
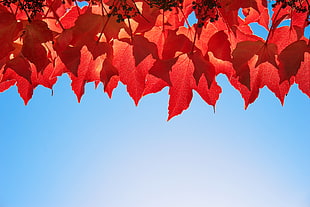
0,0 -> 309,119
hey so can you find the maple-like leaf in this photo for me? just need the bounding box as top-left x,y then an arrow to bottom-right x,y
1,65 -> 35,104
168,53 -> 220,120
232,40 -> 278,89
167,54 -> 196,119
5,56 -> 32,83
278,40 -> 308,83
22,20 -> 53,73
0,11 -> 22,59
113,39 -> 155,105
231,57 -> 291,108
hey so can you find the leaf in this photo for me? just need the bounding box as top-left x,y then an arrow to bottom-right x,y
149,58 -> 178,85
1,65 -> 34,104
0,80 -> 15,93
70,43 -> 119,101
232,40 -> 278,89
208,30 -> 232,61
162,30 -> 192,59
100,59 -> 119,98
133,3 -> 160,33
59,6 -> 88,29
133,35 -> 158,66
232,41 -> 260,89
168,53 -> 220,120
54,12 -> 104,75
268,27 -> 298,52
101,15 -> 130,41
255,42 -> 278,68
0,11 -> 22,59
189,51 -> 215,87
22,20 -> 53,73
113,39 -> 155,105
278,40 -> 308,83
70,46 -> 96,101
5,56 -> 32,83
296,51 -> 310,98
168,54 -> 195,120
242,0 -> 269,29
143,74 -> 169,96
229,56 -> 290,108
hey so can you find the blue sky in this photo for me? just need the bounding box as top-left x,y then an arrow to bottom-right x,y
1,74 -> 309,207
0,2 -> 310,207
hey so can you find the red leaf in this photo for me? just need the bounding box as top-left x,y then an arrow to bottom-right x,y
5,56 -> 32,83
143,74 -> 169,96
22,20 -> 53,73
268,27 -> 298,52
0,11 -> 22,59
35,63 -> 57,89
70,46 -> 95,101
231,57 -> 290,108
2,67 -> 34,104
195,77 -> 222,109
278,40 -> 308,83
189,51 -> 215,87
168,54 -> 195,120
168,54 -> 220,120
242,0 -> 269,29
0,80 -> 15,92
162,30 -> 192,59
232,40 -> 278,89
296,51 -> 310,98
101,15 -> 130,41
133,4 -> 160,33
59,6 -> 88,29
113,39 -> 155,105
255,42 -> 278,68
100,59 -> 119,98
207,30 -> 232,61
54,12 -> 104,75
149,58 -> 178,85
133,35 -> 158,66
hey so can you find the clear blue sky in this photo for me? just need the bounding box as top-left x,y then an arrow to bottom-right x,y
0,3 -> 309,207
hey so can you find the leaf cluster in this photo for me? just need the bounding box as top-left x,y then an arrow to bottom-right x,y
0,0 -> 309,119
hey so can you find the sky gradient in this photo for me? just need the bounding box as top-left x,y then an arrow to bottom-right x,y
0,73 -> 309,207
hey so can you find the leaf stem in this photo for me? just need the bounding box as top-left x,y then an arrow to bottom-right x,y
127,17 -> 134,42
97,14 -> 112,43
266,5 -> 282,43
191,26 -> 198,54
45,0 -> 65,30
17,0 -> 31,22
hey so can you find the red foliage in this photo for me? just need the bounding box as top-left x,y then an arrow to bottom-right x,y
0,0 -> 309,119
